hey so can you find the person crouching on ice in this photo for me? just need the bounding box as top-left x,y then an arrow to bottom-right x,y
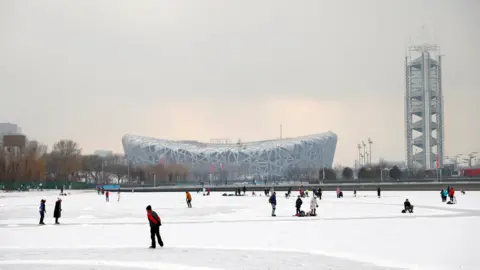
146,205 -> 164,248
269,192 -> 277,217
310,196 -> 318,216
403,199 -> 414,213
185,191 -> 192,208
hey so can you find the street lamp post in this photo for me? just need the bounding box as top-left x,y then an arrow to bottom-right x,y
467,152 -> 478,167
362,141 -> 367,166
368,138 -> 373,164
322,147 -> 325,181
357,144 -> 362,167
101,159 -> 105,184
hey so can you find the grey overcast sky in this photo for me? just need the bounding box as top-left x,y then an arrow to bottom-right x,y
0,0 -> 479,166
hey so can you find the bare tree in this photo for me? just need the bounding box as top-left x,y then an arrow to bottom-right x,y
104,163 -> 128,184
0,142 -> 47,184
47,140 -> 81,182
81,155 -> 104,184
52,140 -> 80,156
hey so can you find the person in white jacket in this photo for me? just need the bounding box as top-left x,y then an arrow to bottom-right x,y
310,196 -> 318,216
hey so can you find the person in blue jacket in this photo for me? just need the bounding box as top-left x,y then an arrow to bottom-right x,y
39,199 -> 46,225
441,188 -> 447,202
269,192 -> 277,217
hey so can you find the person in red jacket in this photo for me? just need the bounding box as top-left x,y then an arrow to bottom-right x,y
146,205 -> 164,248
449,188 -> 455,202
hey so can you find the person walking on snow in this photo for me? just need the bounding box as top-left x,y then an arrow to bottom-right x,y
377,187 -> 381,198
53,198 -> 62,224
295,196 -> 303,215
105,191 -> 110,202
310,196 -> 318,216
146,205 -> 164,248
117,189 -> 121,202
186,191 -> 192,208
269,192 -> 277,217
39,199 -> 46,225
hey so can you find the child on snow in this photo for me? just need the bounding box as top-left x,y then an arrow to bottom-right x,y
39,199 -> 46,225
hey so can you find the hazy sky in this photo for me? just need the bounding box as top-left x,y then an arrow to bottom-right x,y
1,0 -> 479,166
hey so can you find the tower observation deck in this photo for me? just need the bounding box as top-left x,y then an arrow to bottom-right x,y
405,44 -> 444,169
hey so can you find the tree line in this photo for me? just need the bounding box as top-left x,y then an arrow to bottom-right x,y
0,139 -> 189,185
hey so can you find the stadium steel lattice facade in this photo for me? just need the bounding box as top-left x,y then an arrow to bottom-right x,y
122,132 -> 337,178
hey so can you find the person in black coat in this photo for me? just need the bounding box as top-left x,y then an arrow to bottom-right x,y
54,198 -> 62,224
295,196 -> 303,215
146,205 -> 164,248
403,199 -> 414,213
377,187 -> 381,198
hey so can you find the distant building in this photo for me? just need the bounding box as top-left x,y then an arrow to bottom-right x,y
0,123 -> 22,135
94,150 -> 114,157
123,131 -> 338,180
0,123 -> 22,145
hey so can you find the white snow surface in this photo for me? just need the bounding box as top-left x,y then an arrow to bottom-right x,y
0,190 -> 479,269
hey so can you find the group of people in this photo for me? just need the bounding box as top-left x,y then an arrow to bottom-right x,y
269,191 -> 318,217
38,198 -> 62,225
101,189 -> 121,202
36,185 -> 461,249
441,187 -> 456,204
268,186 -> 415,217
335,187 -> 382,199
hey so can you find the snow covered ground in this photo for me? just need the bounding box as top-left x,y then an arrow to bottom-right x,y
0,189 -> 479,269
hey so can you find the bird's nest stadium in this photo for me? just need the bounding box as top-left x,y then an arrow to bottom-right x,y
122,132 -> 337,179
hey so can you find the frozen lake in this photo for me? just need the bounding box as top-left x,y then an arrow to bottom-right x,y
0,189 -> 479,269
